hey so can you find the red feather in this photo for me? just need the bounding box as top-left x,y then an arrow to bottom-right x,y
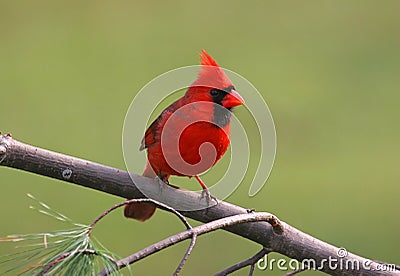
200,49 -> 219,67
124,50 -> 244,221
194,50 -> 233,91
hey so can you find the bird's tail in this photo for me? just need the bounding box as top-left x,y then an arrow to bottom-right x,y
124,163 -> 157,222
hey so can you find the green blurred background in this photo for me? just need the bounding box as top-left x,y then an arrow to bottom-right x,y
1,1 -> 399,275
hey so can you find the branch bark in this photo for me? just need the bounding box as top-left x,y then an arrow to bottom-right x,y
0,135 -> 398,275
215,247 -> 271,276
99,212 -> 282,276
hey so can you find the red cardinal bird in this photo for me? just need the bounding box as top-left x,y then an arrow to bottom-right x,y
124,50 -> 244,221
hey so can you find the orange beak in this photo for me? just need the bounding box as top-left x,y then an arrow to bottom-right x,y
221,89 -> 245,108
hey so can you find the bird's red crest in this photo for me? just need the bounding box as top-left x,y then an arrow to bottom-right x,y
192,49 -> 233,90
200,49 -> 219,67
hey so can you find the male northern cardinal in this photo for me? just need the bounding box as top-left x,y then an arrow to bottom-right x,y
124,50 -> 244,221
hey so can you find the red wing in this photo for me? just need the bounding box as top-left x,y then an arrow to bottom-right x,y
139,99 -> 182,151
140,116 -> 161,151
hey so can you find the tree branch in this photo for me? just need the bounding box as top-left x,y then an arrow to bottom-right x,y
89,198 -> 196,275
215,247 -> 271,276
88,198 -> 192,235
0,135 -> 399,275
99,212 -> 282,276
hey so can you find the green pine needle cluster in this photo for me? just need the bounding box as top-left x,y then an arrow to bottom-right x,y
0,194 -> 129,275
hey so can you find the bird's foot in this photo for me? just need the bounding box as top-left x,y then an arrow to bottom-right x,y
154,175 -> 180,189
201,189 -> 218,206
152,176 -> 168,196
154,176 -> 166,186
160,175 -> 170,185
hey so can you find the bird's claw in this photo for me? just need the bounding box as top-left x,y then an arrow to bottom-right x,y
201,189 -> 218,206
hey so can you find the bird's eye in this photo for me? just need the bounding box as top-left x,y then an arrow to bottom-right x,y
210,89 -> 220,96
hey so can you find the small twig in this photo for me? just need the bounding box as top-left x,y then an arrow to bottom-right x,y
174,233 -> 197,276
99,212 -> 282,276
285,266 -> 309,275
37,249 -> 116,275
89,198 -> 194,275
88,198 -> 192,236
215,248 -> 271,276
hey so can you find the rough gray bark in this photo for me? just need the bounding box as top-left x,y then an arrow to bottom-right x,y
0,134 -> 398,275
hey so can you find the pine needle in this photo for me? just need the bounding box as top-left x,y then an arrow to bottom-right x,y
0,194 -> 130,275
